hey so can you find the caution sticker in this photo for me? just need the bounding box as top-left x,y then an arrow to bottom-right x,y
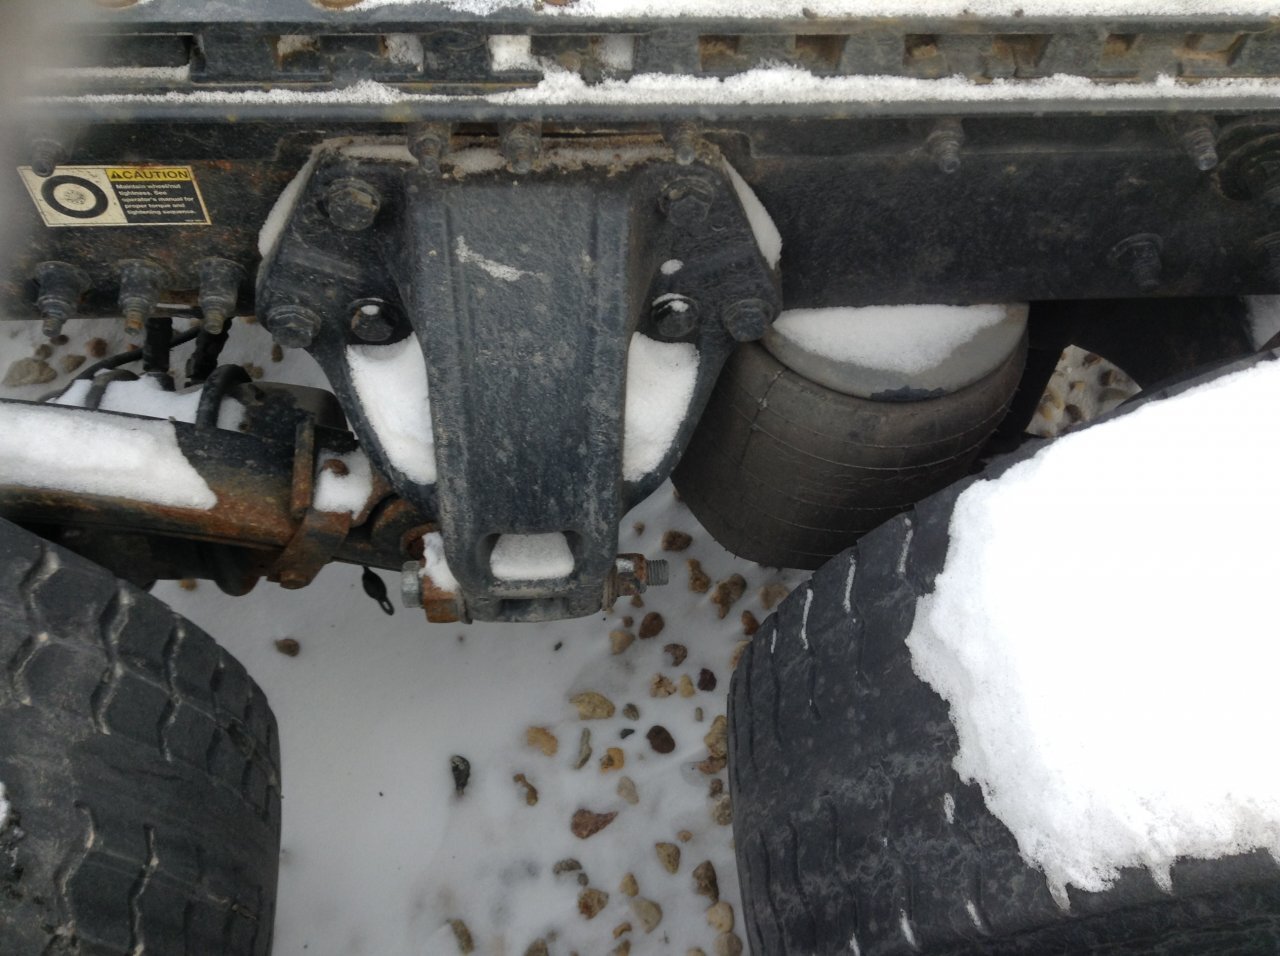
18,165 -> 211,228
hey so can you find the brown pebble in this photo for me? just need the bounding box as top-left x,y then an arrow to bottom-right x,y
622,703 -> 640,720
243,362 -> 264,380
760,582 -> 790,610
574,728 -> 592,770
610,629 -> 636,654
687,559 -> 711,593
697,668 -> 718,692
50,334 -> 69,346
714,932 -> 743,956
524,940 -> 549,956
677,675 -> 696,698
578,887 -> 609,919
638,611 -> 665,639
33,343 -> 52,360
620,871 -> 639,896
177,578 -> 198,591
630,594 -> 644,608
571,691 -> 616,719
86,337 -> 108,358
695,707 -> 704,722
646,725 -> 676,754
552,858 -> 582,875
448,919 -> 475,953
729,641 -> 750,671
710,794 -> 733,826
271,342 -> 284,363
663,643 -> 687,666
707,900 -> 735,933
611,943 -> 631,955
513,773 -> 539,806
631,897 -> 663,933
59,353 -> 86,374
2,357 -> 56,387
617,776 -> 639,804
577,872 -> 589,886
650,674 -> 676,698
661,530 -> 693,551
600,747 -> 625,772
693,860 -> 720,902
613,921 -> 632,938
711,574 -> 747,619
705,715 -> 728,760
274,638 -> 300,657
655,841 -> 681,874
526,726 -> 559,756
740,610 -> 760,636
708,779 -> 724,797
633,521 -> 645,536
571,808 -> 618,839
621,615 -> 634,627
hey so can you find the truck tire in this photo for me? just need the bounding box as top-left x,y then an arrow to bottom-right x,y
728,350 -> 1280,955
673,334 -> 1025,570
0,517 -> 281,955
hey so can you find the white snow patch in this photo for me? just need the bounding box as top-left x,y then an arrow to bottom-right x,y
38,64 -> 191,82
489,34 -> 536,72
348,0 -> 1266,15
277,34 -> 319,57
346,335 -> 437,483
843,557 -> 856,615
54,375 -> 243,431
454,236 -> 536,282
420,531 -> 459,592
907,358 -> 1280,907
385,33 -> 425,70
0,782 -> 10,833
0,403 -> 216,510
597,35 -> 636,72
722,159 -> 782,270
258,147 -> 323,259
897,522 -> 914,575
944,792 -> 956,824
1246,296 -> 1280,350
622,333 -> 698,481
313,451 -> 374,518
490,533 -> 575,581
800,587 -> 813,650
773,304 -> 1010,376
965,899 -> 986,930
899,911 -> 919,949
660,259 -> 683,276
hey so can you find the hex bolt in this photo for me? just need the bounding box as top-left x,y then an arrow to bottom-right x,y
927,119 -> 965,174
401,561 -> 424,608
34,261 -> 88,337
30,138 -> 65,178
659,177 -> 715,227
722,297 -> 777,342
350,298 -> 394,342
325,178 -> 382,232
1109,234 -> 1163,293
266,303 -> 322,350
651,293 -> 699,338
409,122 -> 452,175
116,259 -> 167,336
665,122 -> 701,166
1178,116 -> 1220,172
501,122 -> 542,174
196,257 -> 244,335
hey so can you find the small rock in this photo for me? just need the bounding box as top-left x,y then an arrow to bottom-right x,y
677,829 -> 693,842
577,872 -> 589,886
50,334 -> 69,346
3,357 -> 56,387
552,858 -> 582,875
655,842 -> 681,874
271,342 -> 284,363
448,919 -> 475,953
619,872 -> 639,896
613,921 -> 632,938
243,362 -> 264,380
697,668 -> 718,692
678,675 -> 696,698
526,726 -> 559,756
633,521 -> 645,536
663,643 -> 687,666
574,728 -> 593,769
617,776 -> 639,805
687,559 -> 711,593
273,638 -> 300,657
650,674 -> 676,698
571,691 -> 616,719
729,641 -> 750,671
661,530 -> 693,551
59,353 -> 85,374
630,594 -> 644,608
714,932 -> 743,956
578,887 -> 609,919
620,728 -> 635,740
622,615 -> 634,627
571,808 -> 618,839
711,574 -> 747,619
638,612 -> 665,639
524,940 -> 549,956
693,860 -> 720,902
611,942 -> 631,956
710,794 -> 733,826
694,707 -> 704,722
622,703 -> 640,720
86,337 -> 108,358
740,611 -> 760,636
33,343 -> 52,360
631,898 -> 663,934
708,778 -> 724,798
513,773 -> 539,806
610,629 -> 636,654
646,725 -> 675,754
450,755 -> 471,794
705,715 -> 728,760
707,901 -> 735,934
760,582 -> 790,610
600,747 -> 625,772
178,578 -> 198,591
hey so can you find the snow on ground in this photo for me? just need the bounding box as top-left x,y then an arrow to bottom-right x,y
0,316 -> 806,955
907,356 -> 1280,907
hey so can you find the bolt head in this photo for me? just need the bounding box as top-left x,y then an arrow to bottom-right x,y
268,303 -> 321,350
652,295 -> 699,338
660,178 -> 715,226
722,298 -> 775,342
350,299 -> 394,342
325,178 -> 382,232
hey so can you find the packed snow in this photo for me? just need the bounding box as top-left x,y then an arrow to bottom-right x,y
346,335 -> 438,484
722,160 -> 782,271
313,450 -> 376,518
1246,296 -> 1280,349
490,532 -> 576,581
53,374 -> 245,430
622,333 -> 698,482
421,530 -> 461,591
907,357 -> 1280,907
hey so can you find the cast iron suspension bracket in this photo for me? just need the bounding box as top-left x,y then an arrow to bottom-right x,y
255,140 -> 780,621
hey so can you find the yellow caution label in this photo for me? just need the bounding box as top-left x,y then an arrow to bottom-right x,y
106,166 -> 194,183
18,164 -> 210,227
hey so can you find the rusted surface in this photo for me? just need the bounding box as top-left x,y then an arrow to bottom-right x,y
269,506 -> 352,589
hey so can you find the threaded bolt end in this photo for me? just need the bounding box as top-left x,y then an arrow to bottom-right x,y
646,559 -> 669,587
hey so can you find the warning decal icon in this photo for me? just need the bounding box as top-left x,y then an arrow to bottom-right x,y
18,165 -> 211,228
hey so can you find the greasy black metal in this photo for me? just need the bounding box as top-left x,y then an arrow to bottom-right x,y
185,320 -> 233,383
256,148 -> 776,620
73,325 -> 200,381
195,363 -> 251,428
141,316 -> 174,373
